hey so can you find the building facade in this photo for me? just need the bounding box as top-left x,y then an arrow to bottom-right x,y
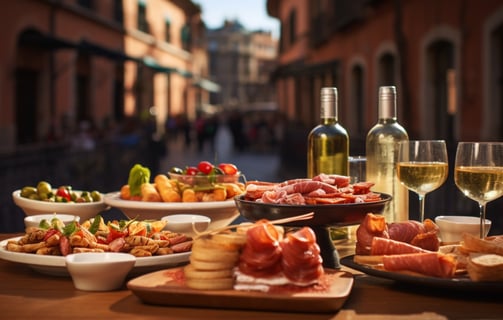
0,0 -> 217,153
267,0 -> 503,152
206,20 -> 278,111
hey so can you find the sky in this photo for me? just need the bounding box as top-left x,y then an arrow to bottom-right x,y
193,0 -> 280,38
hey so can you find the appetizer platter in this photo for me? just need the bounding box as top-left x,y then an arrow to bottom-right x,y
12,187 -> 109,221
0,215 -> 192,277
104,162 -> 245,228
341,255 -> 502,292
341,213 -> 503,292
129,217 -> 354,313
0,239 -> 190,277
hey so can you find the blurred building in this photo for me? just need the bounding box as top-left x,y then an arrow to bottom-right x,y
206,19 -> 278,112
267,0 -> 503,153
0,0 -> 219,153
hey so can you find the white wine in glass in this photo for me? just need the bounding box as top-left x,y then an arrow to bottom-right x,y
454,142 -> 503,238
397,140 -> 448,221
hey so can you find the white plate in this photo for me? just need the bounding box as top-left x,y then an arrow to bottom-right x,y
104,192 -> 239,230
0,237 -> 190,277
12,190 -> 109,221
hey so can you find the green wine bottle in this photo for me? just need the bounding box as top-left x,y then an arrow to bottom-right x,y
307,87 -> 349,178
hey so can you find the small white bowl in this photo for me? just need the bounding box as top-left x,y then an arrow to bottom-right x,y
12,189 -> 109,221
435,215 -> 492,243
161,214 -> 211,236
66,252 -> 136,291
24,214 -> 80,229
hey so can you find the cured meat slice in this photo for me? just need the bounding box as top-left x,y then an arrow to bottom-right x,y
387,219 -> 440,251
278,180 -> 339,195
410,231 -> 440,252
355,213 -> 389,255
311,173 -> 350,187
370,237 -> 430,255
387,220 -> 425,243
382,252 -> 457,278
280,227 -> 324,283
238,220 -> 282,277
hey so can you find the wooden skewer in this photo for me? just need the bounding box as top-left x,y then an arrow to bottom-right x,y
194,211 -> 315,237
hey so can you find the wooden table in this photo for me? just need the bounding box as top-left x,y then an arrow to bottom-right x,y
0,233 -> 501,319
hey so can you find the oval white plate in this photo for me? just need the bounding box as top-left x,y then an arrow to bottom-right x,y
0,237 -> 190,277
103,192 -> 239,230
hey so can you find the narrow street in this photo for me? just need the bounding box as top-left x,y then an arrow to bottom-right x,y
160,123 -> 283,183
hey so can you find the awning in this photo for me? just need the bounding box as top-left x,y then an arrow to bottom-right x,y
78,40 -> 139,62
142,56 -> 178,73
143,57 -> 219,93
18,29 -> 77,50
193,78 -> 221,92
272,59 -> 340,79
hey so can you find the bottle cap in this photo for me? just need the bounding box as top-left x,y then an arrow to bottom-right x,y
320,87 -> 338,118
321,87 -> 338,102
378,86 -> 396,119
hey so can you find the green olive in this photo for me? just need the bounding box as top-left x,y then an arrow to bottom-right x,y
78,194 -> 92,202
169,167 -> 184,174
37,181 -> 52,197
28,193 -> 40,200
20,186 -> 37,198
91,190 -> 101,202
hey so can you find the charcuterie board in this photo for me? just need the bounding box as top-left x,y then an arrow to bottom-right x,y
341,255 -> 502,292
127,267 -> 354,313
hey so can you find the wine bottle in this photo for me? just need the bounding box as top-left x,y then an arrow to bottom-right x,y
366,86 -> 409,222
307,87 -> 349,178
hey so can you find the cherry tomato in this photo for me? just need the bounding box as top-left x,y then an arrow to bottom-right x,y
106,223 -> 127,243
197,161 -> 214,175
56,186 -> 72,202
218,163 -> 238,175
185,166 -> 199,176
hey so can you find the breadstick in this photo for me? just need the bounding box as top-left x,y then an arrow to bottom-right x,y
154,174 -> 181,202
141,182 -> 162,202
182,188 -> 198,202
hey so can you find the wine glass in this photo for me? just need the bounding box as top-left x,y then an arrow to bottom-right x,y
454,142 -> 503,238
397,140 -> 449,222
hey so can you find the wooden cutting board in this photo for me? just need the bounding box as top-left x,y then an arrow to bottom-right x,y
127,267 -> 354,313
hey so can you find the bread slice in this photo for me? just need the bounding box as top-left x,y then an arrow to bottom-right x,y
461,233 -> 503,255
466,253 -> 503,281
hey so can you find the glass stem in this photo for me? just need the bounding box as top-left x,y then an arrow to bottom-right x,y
418,193 -> 425,222
479,203 -> 486,238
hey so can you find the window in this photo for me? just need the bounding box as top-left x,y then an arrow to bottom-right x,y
114,0 -> 124,24
164,17 -> 171,43
351,64 -> 365,135
378,53 -> 396,87
426,40 -> 454,139
77,0 -> 94,10
137,0 -> 149,33
288,9 -> 297,45
181,24 -> 191,50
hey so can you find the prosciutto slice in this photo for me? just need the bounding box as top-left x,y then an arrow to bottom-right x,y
280,227 -> 324,283
356,213 -> 440,255
355,213 -> 389,255
370,237 -> 431,255
382,252 -> 457,278
238,220 -> 282,277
